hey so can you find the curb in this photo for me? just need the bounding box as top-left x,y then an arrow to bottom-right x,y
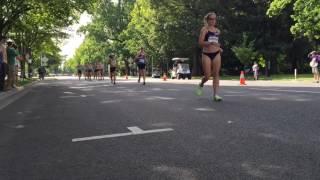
0,80 -> 38,110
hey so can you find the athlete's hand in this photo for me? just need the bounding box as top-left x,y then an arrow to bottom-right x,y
210,42 -> 220,47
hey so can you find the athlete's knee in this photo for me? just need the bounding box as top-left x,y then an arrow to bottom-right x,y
203,76 -> 210,81
213,72 -> 220,77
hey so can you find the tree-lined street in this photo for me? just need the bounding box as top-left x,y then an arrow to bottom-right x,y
1,78 -> 320,179
1,0 -> 320,179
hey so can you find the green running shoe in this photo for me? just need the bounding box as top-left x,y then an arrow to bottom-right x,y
213,95 -> 223,102
195,85 -> 203,96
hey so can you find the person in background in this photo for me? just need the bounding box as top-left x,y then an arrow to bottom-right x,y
77,64 -> 82,80
12,44 -> 22,87
38,66 -> 46,80
0,35 -> 7,91
252,61 -> 259,80
135,47 -> 147,85
6,40 -> 18,89
308,51 -> 319,83
108,54 -> 117,85
97,62 -> 104,80
93,62 -> 98,80
87,64 -> 93,80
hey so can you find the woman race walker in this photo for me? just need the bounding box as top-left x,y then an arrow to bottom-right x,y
108,54 -> 117,84
135,47 -> 147,85
196,12 -> 223,101
77,64 -> 82,80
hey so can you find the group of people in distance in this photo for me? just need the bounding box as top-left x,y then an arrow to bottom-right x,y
0,37 -> 22,91
74,12 -> 223,102
108,47 -> 147,85
76,47 -> 148,85
77,62 -> 105,81
74,12 -> 320,103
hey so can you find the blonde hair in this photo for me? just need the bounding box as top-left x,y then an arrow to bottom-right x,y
203,12 -> 217,26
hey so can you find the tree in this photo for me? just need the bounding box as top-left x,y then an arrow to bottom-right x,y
9,9 -> 68,77
1,0 -> 95,77
69,0 -> 315,75
77,0 -> 135,74
267,0 -> 320,40
231,34 -> 258,68
1,0 -> 94,35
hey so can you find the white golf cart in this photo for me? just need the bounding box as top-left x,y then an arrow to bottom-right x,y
171,57 -> 191,80
151,67 -> 161,78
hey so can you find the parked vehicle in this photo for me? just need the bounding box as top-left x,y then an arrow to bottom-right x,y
152,67 -> 161,78
171,57 -> 191,80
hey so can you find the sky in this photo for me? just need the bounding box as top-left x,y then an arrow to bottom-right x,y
60,12 -> 92,60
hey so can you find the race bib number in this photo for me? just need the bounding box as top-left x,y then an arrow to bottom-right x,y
208,36 -> 219,43
139,59 -> 145,63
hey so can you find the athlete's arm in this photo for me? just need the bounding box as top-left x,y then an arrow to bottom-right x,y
198,27 -> 211,48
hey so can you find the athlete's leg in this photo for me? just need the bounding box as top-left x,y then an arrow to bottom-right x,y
212,53 -> 222,99
200,54 -> 212,87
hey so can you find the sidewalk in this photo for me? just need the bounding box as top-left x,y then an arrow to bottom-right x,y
0,86 -> 25,99
0,80 -> 38,110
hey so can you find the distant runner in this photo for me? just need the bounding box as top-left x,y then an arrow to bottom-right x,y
135,47 -> 147,85
108,54 -> 117,85
77,64 -> 82,80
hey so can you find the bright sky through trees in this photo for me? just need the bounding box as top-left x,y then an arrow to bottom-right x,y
60,12 -> 92,59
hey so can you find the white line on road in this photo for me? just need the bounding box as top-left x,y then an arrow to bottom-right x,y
72,126 -> 174,142
127,126 -> 144,134
249,88 -> 320,94
145,96 -> 176,100
64,92 -> 75,94
72,132 -> 133,142
100,99 -> 122,104
223,94 -> 248,97
194,108 -> 215,112
140,128 -> 174,134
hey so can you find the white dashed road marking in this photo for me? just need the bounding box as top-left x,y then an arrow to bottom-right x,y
72,126 -> 174,142
249,88 -> 320,94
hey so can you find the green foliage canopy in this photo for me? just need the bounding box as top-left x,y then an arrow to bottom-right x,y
67,0 -> 318,74
231,34 -> 258,66
267,0 -> 320,40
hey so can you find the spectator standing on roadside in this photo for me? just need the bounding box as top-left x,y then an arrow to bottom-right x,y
6,40 -> 18,89
12,44 -> 22,87
309,51 -> 320,83
252,61 -> 259,80
0,36 -> 7,91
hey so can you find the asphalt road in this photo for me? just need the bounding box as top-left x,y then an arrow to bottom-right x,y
0,77 -> 320,180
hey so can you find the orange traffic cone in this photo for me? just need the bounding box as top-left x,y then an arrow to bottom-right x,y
240,71 -> 246,85
163,73 -> 167,81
